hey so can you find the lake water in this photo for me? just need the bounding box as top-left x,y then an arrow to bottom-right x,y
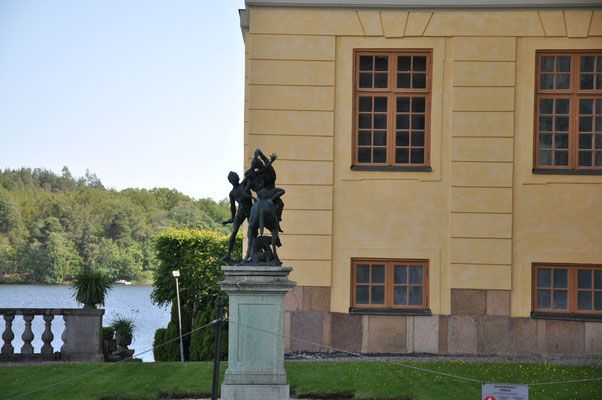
0,285 -> 171,362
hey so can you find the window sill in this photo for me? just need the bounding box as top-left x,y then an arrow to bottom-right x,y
531,311 -> 602,322
532,169 -> 602,175
349,307 -> 432,316
351,166 -> 432,172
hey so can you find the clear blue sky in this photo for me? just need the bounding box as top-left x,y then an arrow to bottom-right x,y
0,0 -> 246,201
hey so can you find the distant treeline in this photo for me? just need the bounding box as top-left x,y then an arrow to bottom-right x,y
0,167 -> 230,284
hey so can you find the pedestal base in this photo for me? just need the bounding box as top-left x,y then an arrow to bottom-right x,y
221,384 -> 290,400
219,265 -> 296,400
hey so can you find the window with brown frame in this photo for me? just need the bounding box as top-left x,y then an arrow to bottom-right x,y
351,258 -> 429,310
353,50 -> 432,170
534,51 -> 602,172
532,264 -> 602,315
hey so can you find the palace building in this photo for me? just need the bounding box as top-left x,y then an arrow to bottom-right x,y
239,0 -> 602,356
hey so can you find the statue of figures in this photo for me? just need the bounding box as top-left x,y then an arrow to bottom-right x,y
222,149 -> 286,266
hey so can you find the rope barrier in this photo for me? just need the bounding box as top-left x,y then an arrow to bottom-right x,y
7,319 -> 220,400
6,316 -> 602,399
224,318 -> 602,388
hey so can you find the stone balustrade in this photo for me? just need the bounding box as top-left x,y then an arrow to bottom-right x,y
0,308 -> 104,362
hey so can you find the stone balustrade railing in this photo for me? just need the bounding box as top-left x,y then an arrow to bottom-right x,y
0,308 -> 104,362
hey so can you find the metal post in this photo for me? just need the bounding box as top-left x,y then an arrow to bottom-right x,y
175,276 -> 184,363
211,296 -> 224,400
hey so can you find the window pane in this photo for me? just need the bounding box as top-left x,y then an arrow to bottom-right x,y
540,98 -> 553,114
556,99 -> 570,115
394,265 -> 408,284
541,56 -> 555,72
358,147 -> 371,163
592,292 -> 602,311
397,97 -> 410,112
555,133 -> 569,148
356,285 -> 369,304
396,131 -> 409,146
597,134 -> 602,148
359,73 -> 372,88
539,151 -> 552,166
411,149 -> 425,164
397,73 -> 410,88
373,131 -> 387,146
414,56 -> 427,72
412,73 -> 426,88
578,291 -> 593,310
398,56 -> 411,71
411,115 -> 425,130
539,133 -> 553,149
541,74 -> 554,89
396,148 -> 409,163
597,117 -> 602,133
598,56 -> 602,72
356,264 -> 370,283
580,99 -> 594,115
555,117 -> 569,132
555,151 -> 569,166
581,133 -> 594,148
412,131 -> 425,146
556,74 -> 570,89
374,73 -> 388,88
374,115 -> 387,129
359,97 -> 372,112
412,97 -> 426,113
394,286 -> 408,305
538,268 -> 552,288
581,56 -> 595,72
539,116 -> 553,131
596,152 -> 602,166
374,97 -> 387,112
409,286 -> 423,306
397,115 -> 409,129
580,117 -> 593,132
538,289 -> 552,309
581,75 -> 594,90
597,75 -> 602,90
359,56 -> 373,71
372,285 -> 385,305
579,151 -> 593,167
358,131 -> 371,145
554,269 -> 568,288
597,99 -> 602,114
358,114 -> 371,129
373,148 -> 386,163
557,56 -> 571,72
409,265 -> 423,284
372,264 -> 385,283
554,290 -> 568,310
595,270 -> 602,289
375,56 -> 388,71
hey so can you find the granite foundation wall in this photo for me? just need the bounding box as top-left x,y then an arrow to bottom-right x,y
284,287 -> 602,357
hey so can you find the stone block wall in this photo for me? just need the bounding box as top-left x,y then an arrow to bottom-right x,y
285,287 -> 602,357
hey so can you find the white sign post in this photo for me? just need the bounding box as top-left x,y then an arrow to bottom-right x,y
482,383 -> 529,400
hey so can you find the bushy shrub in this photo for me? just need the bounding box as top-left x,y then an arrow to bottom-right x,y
189,297 -> 228,361
151,228 -> 240,362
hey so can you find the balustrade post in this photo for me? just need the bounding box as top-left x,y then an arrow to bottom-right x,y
1,314 -> 15,355
41,314 -> 54,355
21,314 -> 35,354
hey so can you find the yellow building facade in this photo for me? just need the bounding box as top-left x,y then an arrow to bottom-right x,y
240,0 -> 602,355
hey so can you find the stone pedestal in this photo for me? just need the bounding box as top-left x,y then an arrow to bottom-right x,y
219,266 -> 296,400
61,308 -> 104,362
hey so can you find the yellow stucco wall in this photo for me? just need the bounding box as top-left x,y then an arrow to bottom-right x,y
244,8 -> 602,317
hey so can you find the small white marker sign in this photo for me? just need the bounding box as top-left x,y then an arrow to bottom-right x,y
482,383 -> 529,400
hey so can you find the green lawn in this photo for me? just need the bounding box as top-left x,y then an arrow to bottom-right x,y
1,361 -> 600,400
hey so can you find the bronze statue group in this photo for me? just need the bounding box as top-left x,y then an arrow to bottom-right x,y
222,149 -> 285,266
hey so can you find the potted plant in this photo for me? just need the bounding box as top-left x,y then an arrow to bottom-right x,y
110,315 -> 137,351
70,269 -> 112,309
102,326 -> 117,355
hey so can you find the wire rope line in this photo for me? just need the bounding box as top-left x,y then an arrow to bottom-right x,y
225,318 -> 602,388
7,319 -> 220,400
